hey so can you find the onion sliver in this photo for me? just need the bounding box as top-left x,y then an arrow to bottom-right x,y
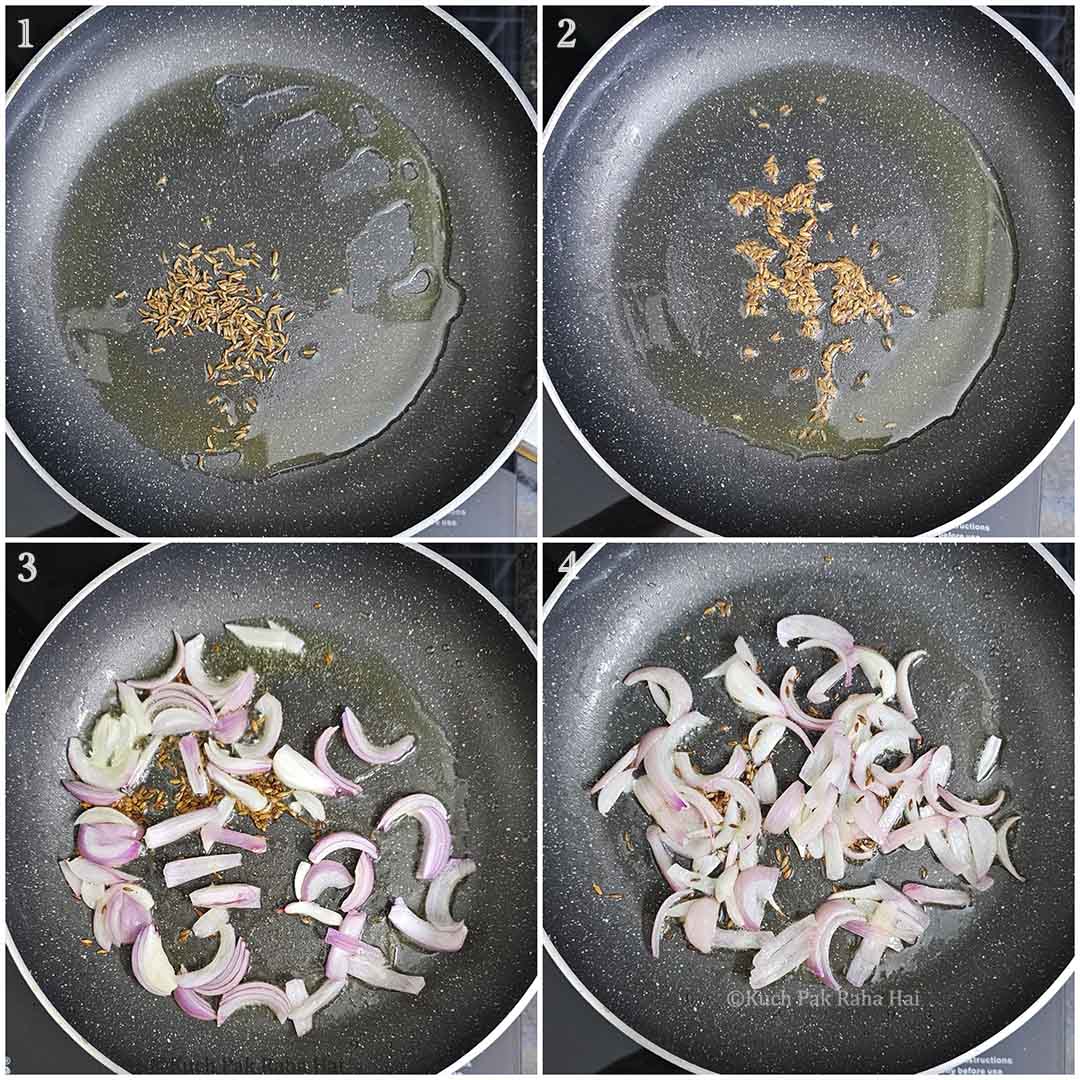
285,979 -> 312,1038
128,630 -> 185,690
340,854 -> 376,912
310,831 -> 380,863
192,907 -> 230,938
341,707 -> 416,765
808,900 -> 861,990
314,726 -> 363,796
389,897 -> 467,952
902,884 -> 970,907
183,634 -> 254,705
425,858 -> 477,930
189,884 -> 260,909
145,807 -> 219,849
284,901 -> 342,926
377,796 -> 450,879
734,866 -> 780,931
217,982 -> 290,1025
235,694 -> 283,759
174,986 -> 216,1021
179,734 -> 209,796
272,745 -> 337,797
299,859 -> 353,903
176,925 -> 237,988
206,764 -> 269,811
763,780 -> 805,835
623,666 -> 693,723
347,957 -> 425,995
164,853 -> 242,888
132,924 -> 177,996
996,816 -> 1025,881
896,650 -> 927,720
62,779 -> 122,805
651,889 -> 694,959
683,896 -> 719,953
226,620 -> 305,655
204,738 -> 271,775
286,978 -> 346,1024
725,660 -> 784,716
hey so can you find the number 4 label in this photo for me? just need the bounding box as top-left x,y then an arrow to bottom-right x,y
558,551 -> 576,574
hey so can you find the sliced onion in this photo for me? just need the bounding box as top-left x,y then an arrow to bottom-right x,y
966,816 -> 997,879
779,667 -> 833,732
902,884 -> 970,907
377,796 -> 450,880
294,861 -> 311,901
204,738 -> 271,776
116,681 -> 150,737
725,660 -> 785,715
122,734 -> 164,793
624,666 -> 693,723
734,866 -> 780,931
763,780 -> 805,835
206,763 -> 269,811
777,615 -> 854,653
179,734 -> 209,796
145,807 -> 220,849
284,901 -> 343,926
589,747 -> 637,795
164,853 -> 243,889
854,647 -> 897,701
938,788 -> 1006,818
714,928 -> 773,950
189,884 -> 260,909
807,900 -> 860,990
315,727 -> 363,796
62,779 -> 123,805
650,889 -> 694,959
101,883 -> 153,946
291,789 -> 327,821
67,856 -> 140,884
128,631 -> 186,690
752,762 -> 778,805
389,896 -> 467,952
201,824 -> 267,855
975,735 -> 1002,783
272,745 -> 337,797
340,854 -> 375,912
77,822 -> 141,867
424,858 -> 476,930
805,654 -> 848,704
644,710 -> 709,810
217,981 -> 290,1025
176,925 -> 237,988
59,859 -> 84,898
286,977 -> 346,1024
174,986 -> 217,1021
896,650 -> 927,719
132,924 -> 178,996
151,707 -> 211,737
996,815 -> 1025,882
683,896 -> 719,953
347,956 -> 425,995
750,915 -> 816,988
340,707 -> 416,764
226,620 -> 305,655
184,634 -> 254,705
300,859 -> 354,903
192,907 -> 230,938
212,709 -> 249,745
852,731 -> 910,790
145,683 -> 216,729
326,911 -> 367,978
81,879 -> 107,908
68,737 -> 134,790
235,693 -> 283,759
310,830 -> 380,863
200,939 -> 250,995
285,979 -> 312,1037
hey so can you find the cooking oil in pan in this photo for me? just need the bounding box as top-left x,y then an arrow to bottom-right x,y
615,66 -> 1017,459
54,67 -> 462,478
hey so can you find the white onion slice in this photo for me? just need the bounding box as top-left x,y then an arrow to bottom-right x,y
132,924 -> 178,996
347,956 -> 425,995
388,897 -> 467,952
226,621 -> 305,655
235,693 -> 284,759
164,853 -> 242,888
272,745 -> 337,797
206,764 -> 269,811
291,789 -> 327,821
752,762 -> 778,804
285,979 -> 312,1037
286,977 -> 346,1023
183,634 -> 254,704
192,907 -> 231,938
179,734 -> 209,796
975,735 -> 1002,783
189,884 -> 260,909
725,660 -> 785,715
425,859 -> 477,931
340,707 -> 416,765
283,901 -> 342,926
128,631 -> 186,691
995,816 -> 1025,882
896,650 -> 927,719
683,896 -> 720,953
175,925 -> 237,988
624,666 -> 693,723
650,889 -> 694,959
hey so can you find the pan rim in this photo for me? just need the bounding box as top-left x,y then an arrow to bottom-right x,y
540,539 -> 1075,1075
5,3 -> 539,540
540,3 -> 1076,540
5,539 -> 538,1075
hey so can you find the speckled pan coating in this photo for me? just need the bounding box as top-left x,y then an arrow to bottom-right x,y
7,6 -> 536,536
544,6 -> 1074,536
7,544 -> 536,1073
544,543 -> 1073,1073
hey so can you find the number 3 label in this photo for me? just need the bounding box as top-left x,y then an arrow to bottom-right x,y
17,552 -> 37,582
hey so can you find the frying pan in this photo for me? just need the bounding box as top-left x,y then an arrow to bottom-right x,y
544,6 -> 1074,537
6,6 -> 536,537
6,542 -> 536,1073
543,542 -> 1074,1073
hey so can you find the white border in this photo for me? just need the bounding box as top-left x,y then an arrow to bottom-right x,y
4,4 -> 539,541
540,4 -> 1076,540
5,538 -> 539,1075
540,539 -> 1076,1074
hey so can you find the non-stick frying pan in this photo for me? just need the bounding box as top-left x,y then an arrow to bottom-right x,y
7,6 -> 536,536
543,542 -> 1073,1073
7,543 -> 536,1073
544,6 -> 1074,537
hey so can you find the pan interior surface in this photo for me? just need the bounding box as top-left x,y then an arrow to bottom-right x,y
617,64 -> 1015,458
544,6 -> 1073,536
7,6 -> 536,535
58,65 -> 462,478
7,544 -> 537,1073
543,543 -> 1073,1073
